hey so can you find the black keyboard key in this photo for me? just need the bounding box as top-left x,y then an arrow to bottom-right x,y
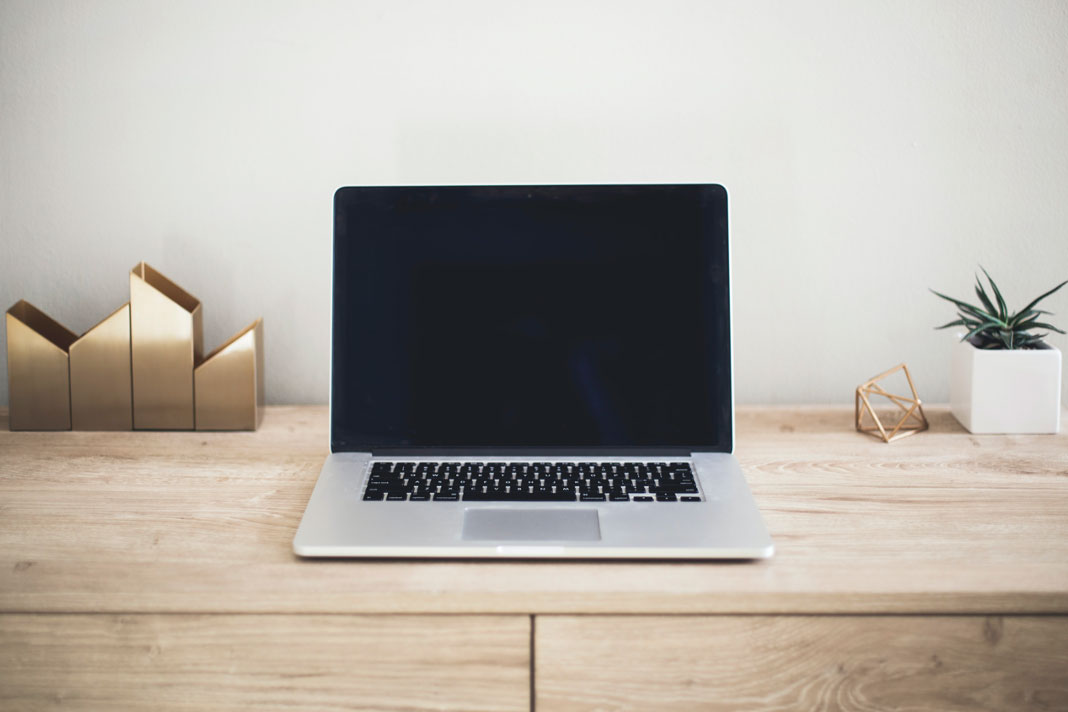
656,492 -> 677,502
363,491 -> 385,501
633,495 -> 653,502
580,493 -> 606,502
654,483 -> 698,494
409,493 -> 431,501
608,494 -> 630,502
543,492 -> 578,501
433,493 -> 459,501
681,496 -> 702,502
467,491 -> 570,502
386,493 -> 407,501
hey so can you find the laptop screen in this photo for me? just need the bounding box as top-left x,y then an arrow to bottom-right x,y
331,184 -> 732,453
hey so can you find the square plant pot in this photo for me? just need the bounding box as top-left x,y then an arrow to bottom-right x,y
950,337 -> 1062,434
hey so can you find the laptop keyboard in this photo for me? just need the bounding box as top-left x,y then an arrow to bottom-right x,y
361,461 -> 702,502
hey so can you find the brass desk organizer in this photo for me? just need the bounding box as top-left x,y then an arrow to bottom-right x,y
855,363 -> 928,443
5,300 -> 77,430
5,262 -> 264,431
71,303 -> 133,430
130,263 -> 203,430
195,318 -> 265,431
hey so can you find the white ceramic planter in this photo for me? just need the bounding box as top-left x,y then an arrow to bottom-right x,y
950,337 -> 1062,434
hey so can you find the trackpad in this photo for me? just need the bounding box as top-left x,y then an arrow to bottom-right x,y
462,508 -> 601,541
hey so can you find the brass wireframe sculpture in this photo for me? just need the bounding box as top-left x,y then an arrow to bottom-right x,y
855,363 -> 928,443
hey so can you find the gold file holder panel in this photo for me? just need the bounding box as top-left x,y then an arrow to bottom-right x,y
5,300 -> 76,430
130,262 -> 203,430
69,303 -> 133,431
195,318 -> 264,430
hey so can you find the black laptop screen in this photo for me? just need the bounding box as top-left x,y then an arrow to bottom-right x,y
331,184 -> 732,453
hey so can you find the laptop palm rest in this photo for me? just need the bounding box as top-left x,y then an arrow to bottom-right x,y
461,509 -> 601,541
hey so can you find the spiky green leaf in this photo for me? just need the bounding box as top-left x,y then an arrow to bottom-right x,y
1009,308 -> 1053,326
1014,312 -> 1041,328
934,318 -> 968,331
929,289 -> 1003,324
962,321 -> 1002,343
1016,279 -> 1068,316
980,266 -> 1008,322
930,288 -> 979,311
1019,321 -> 1066,335
1015,334 -> 1049,349
974,277 -> 998,316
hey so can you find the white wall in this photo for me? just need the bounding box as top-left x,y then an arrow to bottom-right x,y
2,0 -> 1067,408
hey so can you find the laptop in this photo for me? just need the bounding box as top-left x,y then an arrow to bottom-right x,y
293,184 -> 773,559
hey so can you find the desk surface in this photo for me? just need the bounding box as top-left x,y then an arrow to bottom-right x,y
1,405 -> 1066,616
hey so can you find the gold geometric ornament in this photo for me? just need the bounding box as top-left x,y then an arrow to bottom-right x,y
855,363 -> 928,443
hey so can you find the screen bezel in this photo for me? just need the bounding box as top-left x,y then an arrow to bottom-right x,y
329,184 -> 733,455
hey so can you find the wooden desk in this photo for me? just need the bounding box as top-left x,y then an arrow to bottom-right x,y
1,405 -> 1066,710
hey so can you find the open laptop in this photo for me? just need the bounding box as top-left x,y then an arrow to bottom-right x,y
293,184 -> 773,559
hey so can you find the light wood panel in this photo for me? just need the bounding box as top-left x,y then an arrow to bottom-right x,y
1,405 -> 1066,614
535,615 -> 1068,711
0,614 -> 529,711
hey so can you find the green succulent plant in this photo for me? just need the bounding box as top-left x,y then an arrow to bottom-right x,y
931,268 -> 1067,350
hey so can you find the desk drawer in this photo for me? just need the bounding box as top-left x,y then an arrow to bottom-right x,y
535,615 -> 1068,711
0,614 -> 529,711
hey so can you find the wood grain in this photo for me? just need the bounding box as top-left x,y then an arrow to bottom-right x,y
535,615 -> 1068,711
0,614 -> 529,711
1,405 -> 1066,614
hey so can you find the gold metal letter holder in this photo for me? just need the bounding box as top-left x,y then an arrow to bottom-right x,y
5,300 -> 76,430
130,262 -> 203,430
195,318 -> 265,430
6,262 -> 264,431
70,303 -> 133,430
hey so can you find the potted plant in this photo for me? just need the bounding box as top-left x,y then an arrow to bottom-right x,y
931,269 -> 1066,434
